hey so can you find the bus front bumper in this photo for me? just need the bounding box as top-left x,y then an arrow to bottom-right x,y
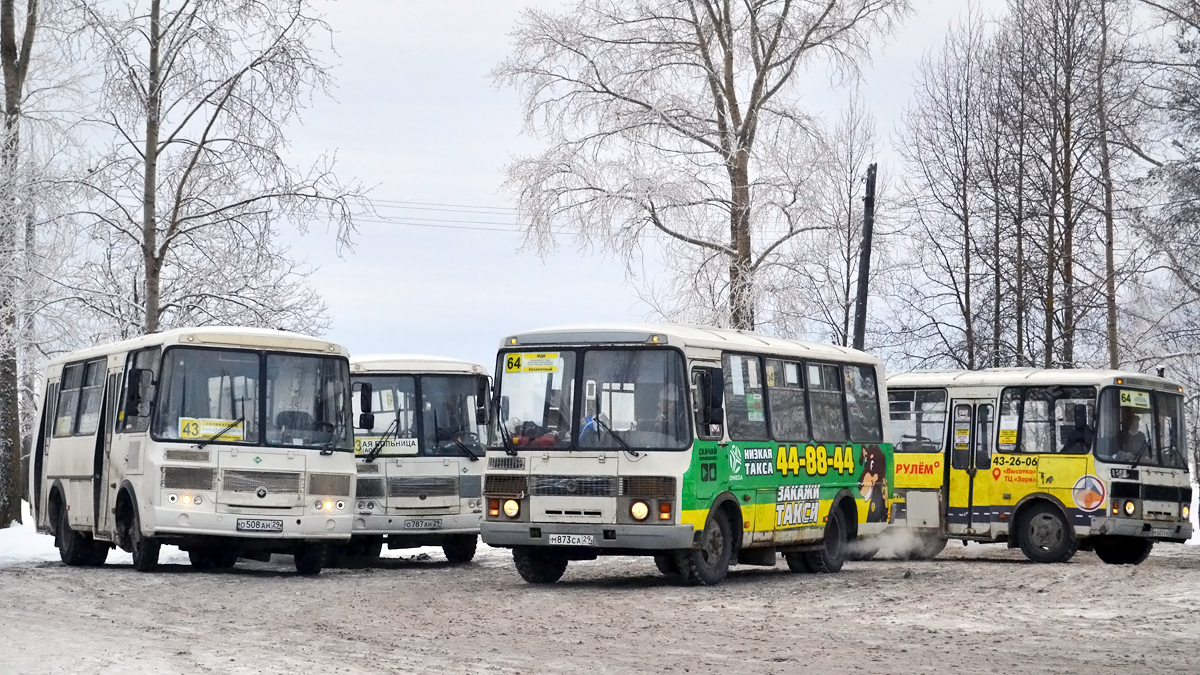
481,521 -> 696,550
351,512 -> 481,537
148,506 -> 352,541
1091,517 -> 1192,542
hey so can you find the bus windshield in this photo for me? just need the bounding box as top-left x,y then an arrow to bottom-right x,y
154,348 -> 352,451
422,375 -> 487,457
1095,388 -> 1187,469
353,374 -> 487,457
579,349 -> 690,450
495,351 -> 576,448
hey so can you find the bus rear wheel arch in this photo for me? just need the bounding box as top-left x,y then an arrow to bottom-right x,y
1015,500 -> 1077,563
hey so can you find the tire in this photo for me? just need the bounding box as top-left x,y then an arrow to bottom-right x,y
1094,537 -> 1153,565
784,551 -> 814,573
513,546 -> 568,584
85,541 -> 111,567
57,506 -> 90,567
675,509 -> 734,586
188,549 -> 215,571
214,547 -> 239,569
1017,502 -> 1078,563
443,535 -> 478,564
294,543 -> 326,576
803,507 -> 848,573
129,508 -> 161,572
654,553 -> 680,576
900,535 -> 947,561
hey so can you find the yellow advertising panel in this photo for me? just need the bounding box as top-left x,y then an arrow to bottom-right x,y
894,452 -> 943,489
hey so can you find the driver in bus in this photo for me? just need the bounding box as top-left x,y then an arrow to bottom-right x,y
1111,407 -> 1149,462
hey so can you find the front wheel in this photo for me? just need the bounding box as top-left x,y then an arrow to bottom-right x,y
443,535 -> 478,564
57,506 -> 89,567
1094,537 -> 1153,565
294,543 -> 326,576
654,553 -> 680,576
188,549 -> 215,571
676,510 -> 734,585
513,546 -> 568,584
85,541 -> 111,567
803,508 -> 848,573
1017,503 -> 1078,563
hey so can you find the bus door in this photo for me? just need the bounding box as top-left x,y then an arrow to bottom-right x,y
946,400 -> 994,536
93,371 -> 121,537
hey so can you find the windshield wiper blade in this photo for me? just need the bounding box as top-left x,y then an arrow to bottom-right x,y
197,417 -> 244,450
593,415 -> 639,457
365,418 -> 398,463
1128,437 -> 1152,468
448,435 -> 480,461
498,419 -> 518,456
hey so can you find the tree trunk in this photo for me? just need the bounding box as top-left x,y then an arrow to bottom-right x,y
1060,96 -> 1076,368
1097,0 -> 1119,369
141,0 -> 162,334
728,149 -> 753,330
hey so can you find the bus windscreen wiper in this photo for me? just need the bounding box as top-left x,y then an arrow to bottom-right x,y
498,419 -> 518,456
593,415 -> 639,458
1128,437 -> 1152,468
197,416 -> 244,450
365,417 -> 398,463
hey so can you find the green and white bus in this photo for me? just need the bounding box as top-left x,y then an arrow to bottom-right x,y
345,355 -> 490,564
480,323 -> 893,585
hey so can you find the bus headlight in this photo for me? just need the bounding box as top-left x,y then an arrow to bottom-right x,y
323,500 -> 334,511
1183,505 -> 1190,520
503,499 -> 520,518
194,495 -> 202,505
630,501 -> 649,521
181,494 -> 192,506
1124,500 -> 1136,516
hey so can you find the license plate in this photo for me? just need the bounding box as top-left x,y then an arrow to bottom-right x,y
548,534 -> 594,546
403,518 -> 442,530
236,518 -> 283,532
1151,528 -> 1174,537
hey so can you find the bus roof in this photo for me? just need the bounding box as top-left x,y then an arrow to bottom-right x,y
350,354 -> 486,375
500,322 -> 881,365
45,326 -> 348,368
888,367 -> 1182,391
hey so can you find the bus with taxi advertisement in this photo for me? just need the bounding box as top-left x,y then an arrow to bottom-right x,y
29,327 -> 359,575
343,355 -> 490,565
886,368 -> 1192,564
479,323 -> 893,585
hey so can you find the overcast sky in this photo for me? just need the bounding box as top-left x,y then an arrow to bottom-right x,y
285,0 -> 1005,369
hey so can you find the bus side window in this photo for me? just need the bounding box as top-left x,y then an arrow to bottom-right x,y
53,364 -> 83,437
766,359 -> 807,441
843,364 -> 882,442
121,347 -> 161,433
806,363 -> 847,441
975,404 -> 993,470
691,367 -> 724,439
722,354 -> 767,440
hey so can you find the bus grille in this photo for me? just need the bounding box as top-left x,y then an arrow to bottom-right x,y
162,467 -> 215,491
163,449 -> 210,462
356,463 -> 380,474
222,470 -> 302,494
530,475 -> 616,497
356,478 -> 385,498
308,473 -> 353,496
488,456 -> 526,471
1113,482 -> 1192,503
388,476 -> 457,497
620,476 -> 675,499
484,475 -> 527,496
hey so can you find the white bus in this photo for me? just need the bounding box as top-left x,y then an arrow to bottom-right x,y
887,368 -> 1193,564
344,355 -> 489,564
480,323 -> 893,585
29,327 -> 360,575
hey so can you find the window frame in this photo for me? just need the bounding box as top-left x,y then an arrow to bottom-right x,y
996,385 -> 1098,455
805,360 -> 849,443
888,387 -> 949,453
51,357 -> 108,438
764,357 -> 810,442
842,363 -> 884,443
722,352 -> 771,442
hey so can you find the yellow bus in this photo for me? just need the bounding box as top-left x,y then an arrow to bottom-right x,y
886,368 -> 1192,564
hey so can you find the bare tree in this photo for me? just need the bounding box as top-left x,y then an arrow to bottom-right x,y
73,0 -> 363,334
497,0 -> 909,330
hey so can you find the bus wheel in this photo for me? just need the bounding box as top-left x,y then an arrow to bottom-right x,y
676,510 -> 733,585
443,535 -> 478,564
1017,502 -> 1077,563
783,552 -> 813,573
294,543 -> 326,576
846,540 -> 880,561
214,548 -> 240,569
57,507 -> 90,567
84,542 -> 111,567
653,553 -> 680,576
513,546 -> 568,584
902,535 -> 947,561
129,507 -> 161,572
1094,537 -> 1153,565
188,549 -> 215,571
803,507 -> 848,573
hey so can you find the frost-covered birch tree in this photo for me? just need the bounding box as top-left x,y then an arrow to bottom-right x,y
497,0 -> 909,330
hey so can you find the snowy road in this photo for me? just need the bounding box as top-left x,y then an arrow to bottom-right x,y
1,533 -> 1198,675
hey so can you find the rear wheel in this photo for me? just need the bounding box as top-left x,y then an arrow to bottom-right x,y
443,535 -> 478,564
1017,502 -> 1077,563
1094,537 -> 1153,565
294,543 -> 326,576
654,553 -> 680,576
900,535 -> 947,561
803,507 -> 847,573
57,506 -> 89,567
85,541 -> 111,567
513,546 -> 568,584
676,509 -> 734,585
784,551 -> 813,573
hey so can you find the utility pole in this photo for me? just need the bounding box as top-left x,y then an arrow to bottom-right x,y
852,163 -> 877,351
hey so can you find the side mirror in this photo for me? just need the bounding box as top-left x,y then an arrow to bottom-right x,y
707,370 -> 725,423
1074,403 -> 1088,430
356,382 -> 374,431
475,376 -> 490,426
124,368 -> 153,416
